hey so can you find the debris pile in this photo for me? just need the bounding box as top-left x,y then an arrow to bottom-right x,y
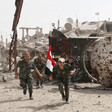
18,27 -> 49,57
5,27 -> 49,58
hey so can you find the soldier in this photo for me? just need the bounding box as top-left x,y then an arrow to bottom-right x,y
34,52 -> 46,88
68,57 -> 75,69
15,52 -> 42,100
68,57 -> 76,83
53,58 -> 76,104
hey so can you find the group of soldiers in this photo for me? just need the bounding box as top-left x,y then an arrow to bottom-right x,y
15,52 -> 76,104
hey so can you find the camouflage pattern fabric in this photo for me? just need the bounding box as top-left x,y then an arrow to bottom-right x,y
53,63 -> 71,100
15,59 -> 36,79
34,58 -> 46,86
20,78 -> 32,93
34,58 -> 46,74
15,59 -> 37,92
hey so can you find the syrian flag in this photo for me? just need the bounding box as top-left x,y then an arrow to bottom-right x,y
45,45 -> 56,76
95,12 -> 99,15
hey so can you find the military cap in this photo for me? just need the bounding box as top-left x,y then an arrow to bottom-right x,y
58,58 -> 65,62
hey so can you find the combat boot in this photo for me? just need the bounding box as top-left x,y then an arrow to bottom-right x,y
62,93 -> 66,101
66,98 -> 69,104
36,85 -> 41,89
40,82 -> 43,88
23,89 -> 27,95
29,92 -> 33,100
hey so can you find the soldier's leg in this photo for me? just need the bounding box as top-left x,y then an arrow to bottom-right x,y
19,79 -> 23,87
20,79 -> 27,95
64,83 -> 69,102
58,83 -> 65,100
36,78 -> 39,87
71,75 -> 75,83
39,72 -> 44,87
40,76 -> 44,87
40,78 -> 43,87
27,78 -> 33,100
34,72 -> 39,87
36,76 -> 41,89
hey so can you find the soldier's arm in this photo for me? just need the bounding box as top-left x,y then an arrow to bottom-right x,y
49,74 -> 53,80
70,69 -> 76,75
66,63 -> 76,75
35,69 -> 43,78
32,62 -> 43,78
42,61 -> 46,65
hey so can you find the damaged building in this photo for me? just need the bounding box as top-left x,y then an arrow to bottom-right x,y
56,18 -> 112,38
6,27 -> 49,59
19,27 -> 49,58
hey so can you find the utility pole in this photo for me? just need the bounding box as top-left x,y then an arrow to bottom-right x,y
9,0 -> 24,70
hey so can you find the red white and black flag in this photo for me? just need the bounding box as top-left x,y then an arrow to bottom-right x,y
95,12 -> 99,15
45,45 -> 56,76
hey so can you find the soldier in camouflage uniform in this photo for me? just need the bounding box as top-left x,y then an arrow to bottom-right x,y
53,58 -> 76,103
34,52 -> 46,88
15,52 -> 42,100
67,57 -> 76,83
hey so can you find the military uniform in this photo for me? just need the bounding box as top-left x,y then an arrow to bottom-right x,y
15,59 -> 37,98
69,61 -> 76,83
34,57 -> 46,87
53,63 -> 71,102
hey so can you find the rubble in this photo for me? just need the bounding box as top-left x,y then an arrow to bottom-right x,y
0,72 -> 15,82
57,18 -> 112,38
20,27 -> 49,56
14,27 -> 49,58
0,36 -> 9,71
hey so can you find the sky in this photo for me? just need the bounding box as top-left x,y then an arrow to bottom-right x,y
0,0 -> 112,43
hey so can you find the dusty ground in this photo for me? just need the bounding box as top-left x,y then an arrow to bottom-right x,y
0,80 -> 112,112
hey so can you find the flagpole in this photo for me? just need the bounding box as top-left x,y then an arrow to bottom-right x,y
97,15 -> 99,36
95,12 -> 100,36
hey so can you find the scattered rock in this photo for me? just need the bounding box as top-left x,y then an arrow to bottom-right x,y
2,76 -> 7,82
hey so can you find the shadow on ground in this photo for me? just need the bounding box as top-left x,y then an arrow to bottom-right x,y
19,102 -> 66,112
3,86 -> 22,90
0,97 -> 29,104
